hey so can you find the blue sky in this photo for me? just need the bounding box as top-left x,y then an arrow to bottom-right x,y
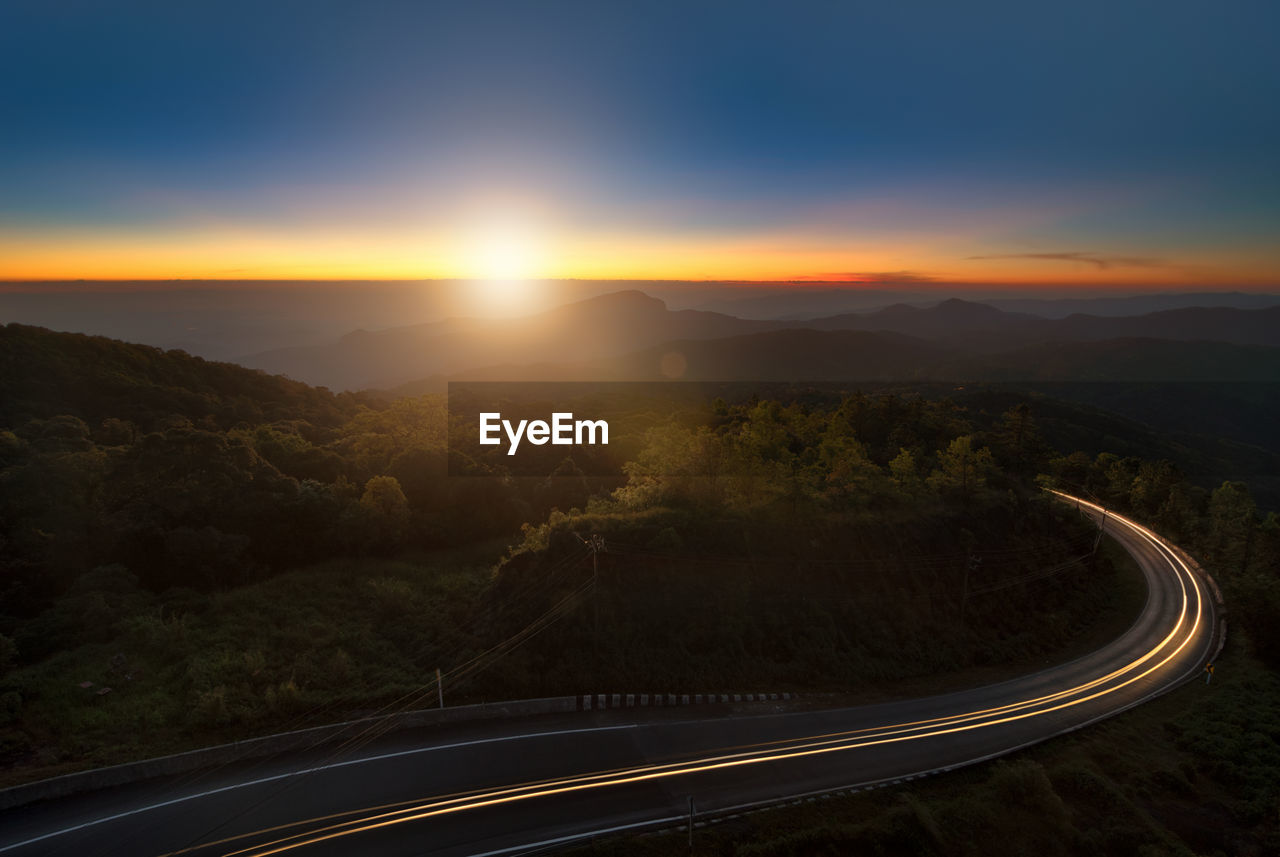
2,0 -> 1277,284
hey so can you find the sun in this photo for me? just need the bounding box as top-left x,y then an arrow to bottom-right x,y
461,221 -> 545,281
470,277 -> 540,315
453,219 -> 550,315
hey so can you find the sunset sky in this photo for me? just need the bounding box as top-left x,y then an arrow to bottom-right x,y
2,1 -> 1277,287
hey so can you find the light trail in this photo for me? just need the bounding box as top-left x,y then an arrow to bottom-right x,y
206,496 -> 1211,857
0,495 -> 1211,857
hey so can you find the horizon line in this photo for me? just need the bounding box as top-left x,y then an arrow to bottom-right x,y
1,277 -> 1277,291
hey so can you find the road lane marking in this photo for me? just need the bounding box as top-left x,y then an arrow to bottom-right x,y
0,725 -> 640,854
228,501 -> 1211,856
461,816 -> 683,857
6,494 -> 1215,857
241,616 -> 1205,857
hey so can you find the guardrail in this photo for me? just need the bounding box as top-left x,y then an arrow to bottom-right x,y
0,691 -> 797,811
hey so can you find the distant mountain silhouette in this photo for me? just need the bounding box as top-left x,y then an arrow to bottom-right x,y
809,298 -> 1040,346
807,300 -> 1280,351
604,329 -> 954,381
691,288 -> 939,320
984,291 -> 1280,319
242,290 -> 1280,390
392,329 -> 952,392
1048,306 -> 1280,346
689,288 -> 1280,321
606,331 -> 1280,383
396,329 -> 1280,392
242,290 -> 788,389
966,338 -> 1280,381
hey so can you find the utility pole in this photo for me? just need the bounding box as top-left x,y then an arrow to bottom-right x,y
577,533 -> 606,636
436,667 -> 443,708
1093,509 -> 1108,556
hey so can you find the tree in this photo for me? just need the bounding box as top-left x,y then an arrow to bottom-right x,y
1155,480 -> 1199,542
994,403 -> 1049,475
1048,451 -> 1093,492
815,434 -> 887,508
1130,459 -> 1181,519
534,457 -> 591,516
616,424 -> 729,509
357,475 -> 411,550
1098,454 -> 1140,507
928,436 -> 996,498
1231,510 -> 1280,666
889,447 -> 924,498
1208,481 -> 1256,575
97,418 -> 137,447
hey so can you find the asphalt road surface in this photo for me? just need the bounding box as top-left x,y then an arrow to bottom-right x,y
0,495 -> 1218,856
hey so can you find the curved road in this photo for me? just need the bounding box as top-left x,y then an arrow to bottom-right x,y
0,496 -> 1218,857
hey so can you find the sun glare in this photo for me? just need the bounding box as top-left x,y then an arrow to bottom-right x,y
454,217 -> 550,315
462,222 -> 544,281
470,278 -> 540,315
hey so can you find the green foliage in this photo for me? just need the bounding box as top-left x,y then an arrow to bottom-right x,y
0,552 -> 494,777
0,323 -> 373,438
357,475 -> 411,550
0,329 -> 531,625
647,527 -> 683,552
1207,481 -> 1257,574
889,446 -> 923,497
1045,444 -> 1280,668
928,435 -> 996,498
612,394 -> 1017,518
3,322 -> 1277,853
484,495 -> 1124,696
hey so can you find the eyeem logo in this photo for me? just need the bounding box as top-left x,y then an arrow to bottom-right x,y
479,412 -> 609,456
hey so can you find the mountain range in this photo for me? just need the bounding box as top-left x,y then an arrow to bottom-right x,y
240,290 -> 1280,391
244,291 -> 782,390
688,288 -> 1280,320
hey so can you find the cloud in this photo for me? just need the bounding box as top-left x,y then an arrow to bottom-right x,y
788,270 -> 939,284
964,252 -> 1166,270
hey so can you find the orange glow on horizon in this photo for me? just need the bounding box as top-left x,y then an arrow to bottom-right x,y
0,226 -> 1275,288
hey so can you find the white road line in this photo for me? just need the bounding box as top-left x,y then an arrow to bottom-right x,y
462,816 -> 684,857
464,501 -> 1215,857
4,493 -> 1215,857
460,818 -> 686,857
0,724 -> 639,854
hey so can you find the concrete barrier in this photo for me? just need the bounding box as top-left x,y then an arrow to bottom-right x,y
577,692 -> 799,711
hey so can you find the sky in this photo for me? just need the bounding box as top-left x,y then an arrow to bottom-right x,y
2,0 -> 1278,288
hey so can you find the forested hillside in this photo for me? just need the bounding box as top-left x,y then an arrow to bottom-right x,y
1,325 -> 1277,797
0,323 -> 366,430
0,324 -> 526,621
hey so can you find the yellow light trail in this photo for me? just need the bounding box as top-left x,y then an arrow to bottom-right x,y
164,496 -> 1210,857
